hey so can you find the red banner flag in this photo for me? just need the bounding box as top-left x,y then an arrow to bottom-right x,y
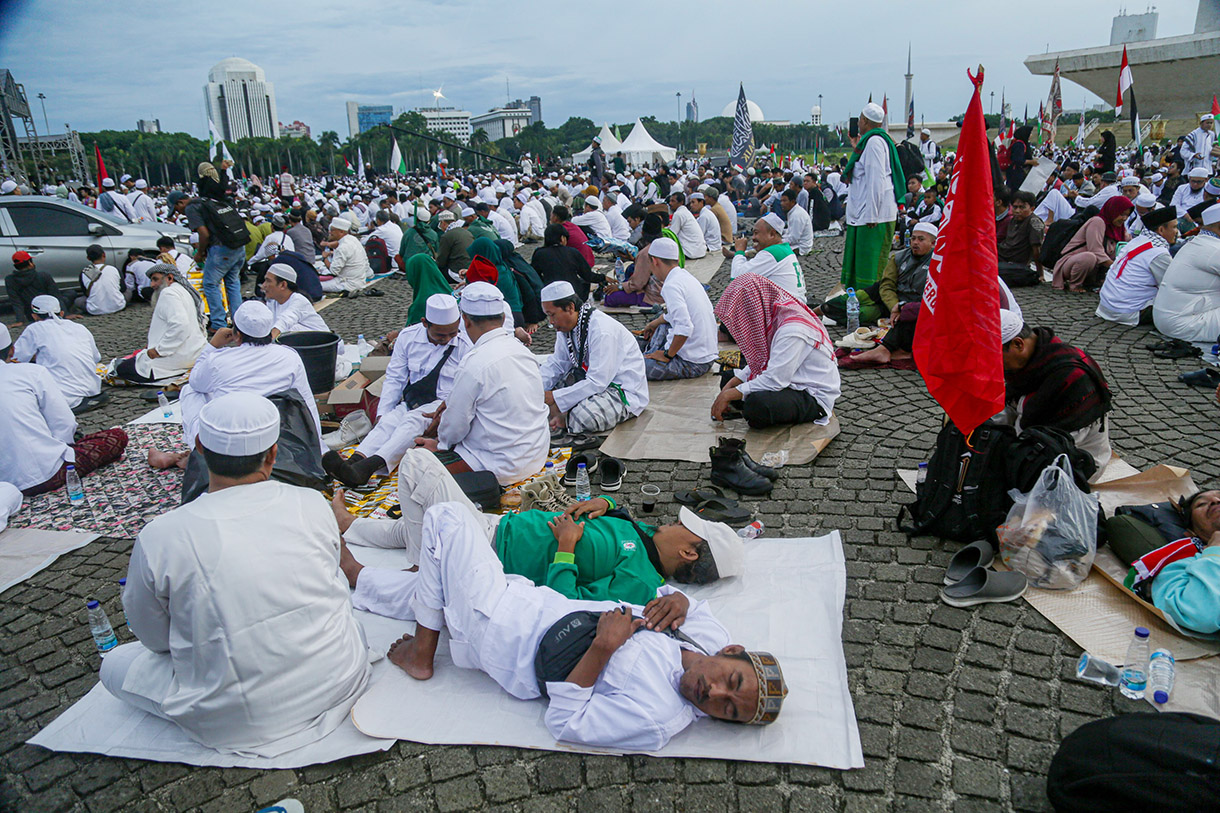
1212,95 -> 1219,117
94,145 -> 108,184
912,67 -> 1005,435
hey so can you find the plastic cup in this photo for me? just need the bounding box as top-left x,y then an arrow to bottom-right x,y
641,484 -> 660,514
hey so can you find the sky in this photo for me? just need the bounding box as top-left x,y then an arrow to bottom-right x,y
0,0 -> 1202,139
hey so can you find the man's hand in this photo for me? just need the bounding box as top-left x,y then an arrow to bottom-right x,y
733,236 -> 748,252
593,606 -> 644,653
643,592 -> 690,631
645,350 -> 671,363
210,327 -> 237,348
515,327 -> 533,346
413,437 -> 439,451
564,497 -> 612,522
146,347 -> 160,360
890,305 -> 901,324
711,386 -> 740,420
548,513 -> 585,553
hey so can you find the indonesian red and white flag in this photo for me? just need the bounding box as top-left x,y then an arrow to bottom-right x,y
912,67 -> 1005,435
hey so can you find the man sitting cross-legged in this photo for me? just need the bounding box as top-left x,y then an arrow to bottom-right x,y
101,393 -> 372,757
382,501 -> 787,750
539,281 -> 649,433
636,237 -> 718,381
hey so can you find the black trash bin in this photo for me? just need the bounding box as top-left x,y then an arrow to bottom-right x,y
276,331 -> 341,394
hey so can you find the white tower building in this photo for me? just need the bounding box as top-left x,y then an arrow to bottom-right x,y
203,58 -> 279,141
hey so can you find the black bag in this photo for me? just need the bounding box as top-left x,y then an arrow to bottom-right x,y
895,140 -> 926,184
997,261 -> 1041,288
1047,712 -> 1220,813
897,420 -> 1016,544
511,266 -> 546,325
451,470 -> 501,511
198,198 -> 253,250
364,237 -> 390,277
1040,205 -> 1099,268
180,388 -> 326,503
1004,425 -> 1096,494
534,610 -> 602,696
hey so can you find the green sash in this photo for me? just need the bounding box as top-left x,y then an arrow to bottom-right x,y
842,128 -> 907,206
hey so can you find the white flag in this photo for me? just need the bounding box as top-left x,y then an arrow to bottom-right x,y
390,138 -> 405,175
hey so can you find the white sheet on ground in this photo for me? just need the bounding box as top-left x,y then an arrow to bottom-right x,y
28,609 -> 401,767
128,401 -> 182,425
349,534 -> 863,768
0,528 -> 99,595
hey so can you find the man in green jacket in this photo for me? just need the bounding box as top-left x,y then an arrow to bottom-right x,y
332,449 -> 744,618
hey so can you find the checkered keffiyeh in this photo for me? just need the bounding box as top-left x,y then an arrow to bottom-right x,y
746,651 -> 788,725
715,273 -> 832,381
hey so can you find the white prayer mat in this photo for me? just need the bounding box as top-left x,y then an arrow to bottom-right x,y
599,375 -> 839,465
128,401 -> 182,425
27,609 -> 402,768
0,528 -> 99,595
683,253 -> 726,285
349,534 -> 864,769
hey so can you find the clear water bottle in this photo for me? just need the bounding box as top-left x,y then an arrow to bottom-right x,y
1148,648 -> 1176,704
845,288 -> 860,333
86,599 -> 118,655
737,520 -> 764,539
356,334 -> 372,358
574,462 -> 591,502
1075,652 -> 1121,686
157,390 -> 172,418
916,462 -> 928,485
65,464 -> 85,506
1120,626 -> 1151,699
614,257 -> 626,282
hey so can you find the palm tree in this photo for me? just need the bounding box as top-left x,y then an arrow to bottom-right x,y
320,130 -> 340,175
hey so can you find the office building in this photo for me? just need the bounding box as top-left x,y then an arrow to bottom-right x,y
280,120 -> 311,139
136,119 -> 160,134
417,107 -> 473,143
345,102 -> 393,137
203,58 -> 279,141
685,93 -> 698,123
471,106 -> 532,141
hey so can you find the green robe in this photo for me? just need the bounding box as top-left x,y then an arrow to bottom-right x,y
469,236 -> 523,312
468,217 -> 500,243
401,220 -> 440,262
404,254 -> 453,326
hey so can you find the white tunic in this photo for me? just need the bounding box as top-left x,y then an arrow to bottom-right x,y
127,190 -> 158,223
489,209 -> 520,245
659,268 -> 718,364
730,245 -> 806,301
1171,183 -> 1205,218
1034,187 -> 1075,225
125,258 -> 156,291
1097,235 -> 1171,325
697,207 -> 723,253
540,310 -> 649,416
438,327 -> 549,484
115,481 -> 371,757
520,200 -> 547,238
735,323 -> 840,424
12,319 -> 102,408
668,205 -> 707,259
0,363 -> 77,490
179,343 -> 323,450
327,234 -> 371,291
572,210 -> 613,241
845,136 -> 898,226
268,292 -> 330,336
80,265 -> 126,315
137,283 -> 207,380
1153,230 -> 1220,341
604,206 -> 631,241
1184,126 -> 1217,174
718,194 -> 738,234
252,231 -> 294,262
782,205 -> 814,255
377,323 -> 470,420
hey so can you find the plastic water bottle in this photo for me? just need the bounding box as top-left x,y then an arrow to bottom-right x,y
356,334 -> 372,358
574,462 -> 591,502
1075,652 -> 1121,686
86,599 -> 118,655
1120,626 -> 1151,699
1148,648 -> 1176,704
737,520 -> 764,539
845,288 -> 860,333
65,465 -> 85,506
916,462 -> 928,485
157,390 -> 172,418
614,257 -> 626,282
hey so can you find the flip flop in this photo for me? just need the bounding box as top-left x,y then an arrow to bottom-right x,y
692,497 -> 752,526
675,486 -> 729,507
1179,368 -> 1220,387
1153,346 -> 1202,359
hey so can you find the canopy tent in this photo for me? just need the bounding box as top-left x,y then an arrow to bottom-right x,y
571,124 -> 623,165
617,119 -> 676,168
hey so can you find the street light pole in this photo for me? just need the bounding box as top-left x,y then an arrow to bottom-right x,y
36,93 -> 48,133
990,91 -> 995,115
676,92 -> 682,154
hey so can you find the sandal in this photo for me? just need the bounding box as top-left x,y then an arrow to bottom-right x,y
692,497 -> 752,526
675,486 -> 728,507
1153,345 -> 1202,359
1179,368 -> 1220,387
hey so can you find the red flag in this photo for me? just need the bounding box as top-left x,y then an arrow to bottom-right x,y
1211,95 -> 1219,117
1116,46 -> 1132,115
912,67 -> 1005,435
94,145 -> 108,184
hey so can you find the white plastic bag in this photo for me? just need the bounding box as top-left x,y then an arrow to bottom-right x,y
998,454 -> 1099,590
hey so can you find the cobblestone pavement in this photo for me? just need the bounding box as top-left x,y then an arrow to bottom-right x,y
2,237 -> 1216,812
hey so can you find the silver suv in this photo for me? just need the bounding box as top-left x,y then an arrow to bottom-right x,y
0,196 -> 192,300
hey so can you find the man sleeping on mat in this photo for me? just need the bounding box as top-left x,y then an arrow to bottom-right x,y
385,501 -> 788,751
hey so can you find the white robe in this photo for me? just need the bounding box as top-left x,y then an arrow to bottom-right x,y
729,244 -> 806,301
1097,235 -> 1171,325
1184,126 -> 1217,174
127,190 -> 158,223
12,318 -> 102,408
845,136 -> 898,226
782,205 -> 814,255
1153,230 -> 1220,341
540,310 -> 649,417
572,210 -> 613,241
0,362 -> 77,490
80,265 -> 126,315
734,323 -> 839,424
136,283 -> 207,380
104,481 -> 372,758
658,268 -> 718,364
268,292 -> 330,336
326,234 -> 370,291
668,205 -> 707,259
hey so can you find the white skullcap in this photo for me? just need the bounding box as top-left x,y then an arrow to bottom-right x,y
1188,167 -> 1211,179
862,102 -> 885,123
999,309 -> 1025,344
443,190 -> 457,199
425,293 -> 460,324
1120,175 -> 1139,187
267,263 -> 297,284
198,392 -> 280,457
1203,114 -> 1216,122
135,179 -> 147,189
120,174 -> 132,183
330,217 -> 351,231
1134,192 -> 1157,208
0,180 -> 15,194
31,295 -> 62,317
459,281 -> 506,316
649,236 -> 680,261
1150,172 -> 1164,182
1202,202 -> 1220,226
759,212 -> 786,234
921,128 -> 932,135
584,197 -> 599,208
438,210 -> 456,222
688,191 -> 705,201
678,507 -> 744,578
233,300 -> 274,337
101,178 -> 115,188
541,280 -> 577,301
460,206 -> 475,217
516,190 -> 530,203
592,135 -> 602,143
912,222 -> 939,237
0,323 -> 10,351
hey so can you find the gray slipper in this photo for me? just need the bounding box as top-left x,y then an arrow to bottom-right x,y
944,540 -> 997,585
939,566 -> 1027,608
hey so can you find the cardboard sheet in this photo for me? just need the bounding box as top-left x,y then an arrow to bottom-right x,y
1091,464 -> 1197,518
683,253 -> 726,284
0,528 -> 99,595
350,534 -> 863,768
599,375 -> 839,464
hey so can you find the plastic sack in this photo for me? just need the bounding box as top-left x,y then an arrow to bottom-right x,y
998,453 -> 1099,590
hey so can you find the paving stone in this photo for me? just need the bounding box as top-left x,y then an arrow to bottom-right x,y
433,775 -> 484,813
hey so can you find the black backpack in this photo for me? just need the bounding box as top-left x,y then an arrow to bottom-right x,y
1041,205 -> 1099,268
895,140 -> 926,185
199,198 -> 253,250
897,420 -> 1016,544
364,237 -> 390,277
1004,425 -> 1097,494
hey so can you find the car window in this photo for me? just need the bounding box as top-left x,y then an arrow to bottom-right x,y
5,204 -> 94,238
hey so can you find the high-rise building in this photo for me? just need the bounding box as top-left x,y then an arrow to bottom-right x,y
685,92 -> 698,123
527,95 -> 542,125
345,101 -> 393,137
472,106 -> 533,141
203,58 -> 279,140
417,107 -> 473,144
280,120 -> 311,139
136,119 -> 160,134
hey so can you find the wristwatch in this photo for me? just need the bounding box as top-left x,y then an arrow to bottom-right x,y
664,351 -> 675,361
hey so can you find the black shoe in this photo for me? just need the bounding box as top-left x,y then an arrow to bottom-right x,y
718,437 -> 780,481
322,450 -> 346,479
599,457 -> 624,491
709,443 -> 773,496
563,452 -> 600,486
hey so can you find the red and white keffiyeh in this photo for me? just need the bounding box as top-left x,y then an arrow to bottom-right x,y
714,273 -> 832,380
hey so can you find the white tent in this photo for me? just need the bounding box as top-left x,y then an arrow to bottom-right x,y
617,119 -> 676,168
571,124 -> 623,165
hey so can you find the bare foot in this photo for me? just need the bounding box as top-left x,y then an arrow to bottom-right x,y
339,540 -> 363,588
851,345 -> 892,364
889,349 -> 913,361
148,449 -> 189,470
331,489 -> 356,535
387,632 -> 435,680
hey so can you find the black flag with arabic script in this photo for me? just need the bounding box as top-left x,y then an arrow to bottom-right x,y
729,83 -> 755,172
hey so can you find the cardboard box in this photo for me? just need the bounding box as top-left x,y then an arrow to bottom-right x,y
327,372 -> 371,419
358,355 -> 391,381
